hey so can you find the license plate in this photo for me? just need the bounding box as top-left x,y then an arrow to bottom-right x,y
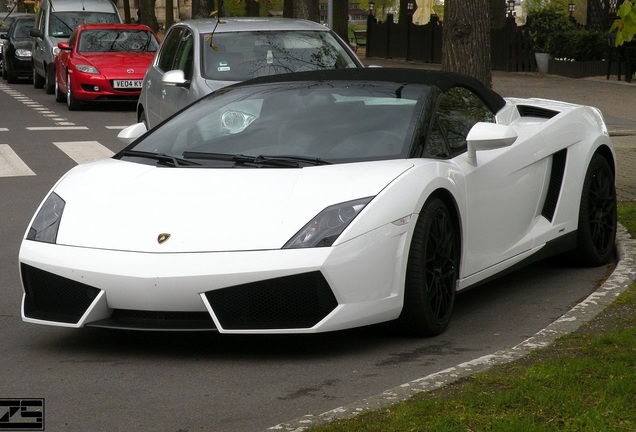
114,80 -> 142,89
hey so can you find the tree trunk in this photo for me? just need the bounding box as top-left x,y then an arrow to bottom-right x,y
140,0 -> 159,31
292,0 -> 319,22
165,0 -> 174,29
332,0 -> 349,44
122,0 -> 131,23
245,0 -> 260,17
283,0 -> 293,18
441,0 -> 492,87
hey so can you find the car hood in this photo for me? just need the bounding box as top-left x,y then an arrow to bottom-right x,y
13,39 -> 32,50
75,52 -> 154,75
51,158 -> 413,253
203,77 -> 239,93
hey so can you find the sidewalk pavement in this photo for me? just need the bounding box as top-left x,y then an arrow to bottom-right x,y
360,55 -> 636,202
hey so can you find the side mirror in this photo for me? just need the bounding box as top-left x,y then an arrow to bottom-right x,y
29,28 -> 43,38
466,122 -> 517,166
57,41 -> 71,50
0,34 -> 7,40
117,122 -> 147,145
162,69 -> 190,88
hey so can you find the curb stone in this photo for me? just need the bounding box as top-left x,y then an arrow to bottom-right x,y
268,224 -> 636,432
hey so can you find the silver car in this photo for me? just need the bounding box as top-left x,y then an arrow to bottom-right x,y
137,18 -> 363,129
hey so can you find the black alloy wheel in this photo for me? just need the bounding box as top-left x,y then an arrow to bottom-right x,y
575,153 -> 617,266
399,197 -> 459,337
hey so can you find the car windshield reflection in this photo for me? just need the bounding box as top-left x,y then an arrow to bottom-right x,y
126,81 -> 426,167
201,31 -> 360,81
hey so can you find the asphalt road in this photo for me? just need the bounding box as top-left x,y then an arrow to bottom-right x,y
0,79 -> 613,432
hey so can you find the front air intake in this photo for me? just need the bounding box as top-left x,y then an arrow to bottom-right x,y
205,271 -> 338,330
21,263 -> 101,324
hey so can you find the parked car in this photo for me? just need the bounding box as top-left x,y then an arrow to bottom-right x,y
137,17 -> 363,129
20,68 -> 617,335
54,23 -> 159,110
1,14 -> 34,82
0,12 -> 33,71
30,0 -> 122,94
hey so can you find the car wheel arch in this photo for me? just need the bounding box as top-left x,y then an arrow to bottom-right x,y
398,189 -> 462,337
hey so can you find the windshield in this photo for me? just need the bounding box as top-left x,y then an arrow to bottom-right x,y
124,81 -> 425,167
50,12 -> 120,38
201,31 -> 358,81
78,29 -> 158,52
13,18 -> 35,39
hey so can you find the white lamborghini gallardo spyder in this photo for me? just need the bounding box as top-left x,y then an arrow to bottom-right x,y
20,68 -> 617,336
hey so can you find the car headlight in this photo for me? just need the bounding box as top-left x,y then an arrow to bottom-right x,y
51,46 -> 60,57
284,197 -> 373,249
26,192 -> 65,244
75,64 -> 99,74
15,48 -> 31,58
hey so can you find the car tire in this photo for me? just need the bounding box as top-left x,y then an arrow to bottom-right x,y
398,196 -> 459,337
66,73 -> 80,111
45,65 -> 55,94
55,75 -> 65,103
33,66 -> 45,89
574,153 -> 617,266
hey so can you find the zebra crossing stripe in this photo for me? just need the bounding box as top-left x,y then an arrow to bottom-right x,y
27,126 -> 88,131
0,144 -> 36,177
53,141 -> 114,164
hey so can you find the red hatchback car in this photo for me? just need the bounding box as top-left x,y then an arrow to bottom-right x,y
55,23 -> 159,110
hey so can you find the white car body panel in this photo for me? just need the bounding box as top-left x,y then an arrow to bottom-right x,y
47,158 -> 413,252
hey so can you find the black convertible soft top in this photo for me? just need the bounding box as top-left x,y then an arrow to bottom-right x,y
233,68 -> 507,115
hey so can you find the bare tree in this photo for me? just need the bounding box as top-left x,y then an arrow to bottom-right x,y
292,0 -> 319,21
140,0 -> 159,31
165,0 -> 174,29
245,0 -> 259,17
441,0 -> 492,87
332,1 -> 349,43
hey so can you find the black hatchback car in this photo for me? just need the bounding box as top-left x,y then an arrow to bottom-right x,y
1,14 -> 35,83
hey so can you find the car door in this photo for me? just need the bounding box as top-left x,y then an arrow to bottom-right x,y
430,86 -> 549,278
56,30 -> 76,92
159,27 -> 195,121
143,26 -> 184,127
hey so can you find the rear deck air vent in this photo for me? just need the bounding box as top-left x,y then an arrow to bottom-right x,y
517,105 -> 559,119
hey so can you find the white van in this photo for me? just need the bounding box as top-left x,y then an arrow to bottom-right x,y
30,0 -> 122,93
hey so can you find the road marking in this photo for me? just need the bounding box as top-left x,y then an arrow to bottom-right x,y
106,126 -> 130,130
0,84 -> 78,126
53,141 -> 114,164
0,128 -> 8,132
27,126 -> 88,131
0,144 -> 36,177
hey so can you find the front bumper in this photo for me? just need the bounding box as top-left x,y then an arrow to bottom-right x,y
19,223 -> 409,333
11,56 -> 33,76
72,73 -> 143,101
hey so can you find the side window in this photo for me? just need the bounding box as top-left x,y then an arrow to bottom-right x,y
434,87 -> 494,156
68,31 -> 77,49
35,7 -> 45,32
157,27 -> 184,72
174,30 -> 194,80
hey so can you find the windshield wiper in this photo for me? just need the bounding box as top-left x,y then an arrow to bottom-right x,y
182,152 -> 330,167
120,150 -> 201,167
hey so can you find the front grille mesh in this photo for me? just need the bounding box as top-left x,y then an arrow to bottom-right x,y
21,263 -> 100,324
205,271 -> 338,330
